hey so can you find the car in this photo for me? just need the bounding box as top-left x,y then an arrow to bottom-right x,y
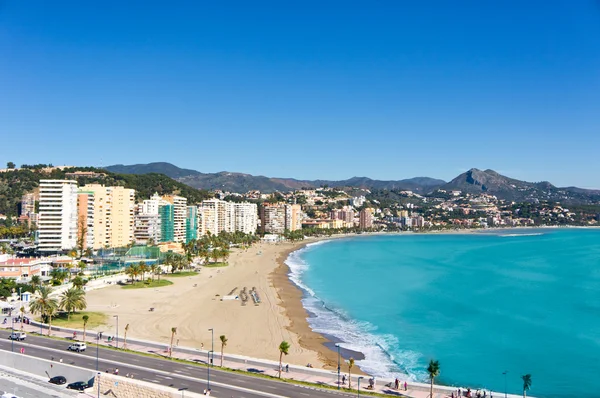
8,332 -> 26,341
66,381 -> 89,391
67,342 -> 86,352
48,376 -> 67,385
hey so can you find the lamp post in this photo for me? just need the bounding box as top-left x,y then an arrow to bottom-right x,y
207,350 -> 213,391
11,314 -> 14,352
18,287 -> 22,331
96,333 -> 101,371
97,372 -> 101,398
502,371 -> 508,398
335,343 -> 341,390
358,376 -> 364,397
113,315 -> 118,349
208,328 -> 214,367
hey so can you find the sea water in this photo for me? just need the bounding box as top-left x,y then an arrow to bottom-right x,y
286,229 -> 600,398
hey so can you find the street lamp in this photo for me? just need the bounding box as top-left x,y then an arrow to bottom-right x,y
11,314 -> 14,352
178,387 -> 188,397
502,371 -> 508,398
335,343 -> 341,390
96,333 -> 101,371
97,372 -> 101,398
113,315 -> 119,349
208,328 -> 214,367
207,350 -> 213,391
357,376 -> 364,397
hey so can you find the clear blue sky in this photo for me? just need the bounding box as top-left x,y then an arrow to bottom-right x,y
1,1 -> 599,187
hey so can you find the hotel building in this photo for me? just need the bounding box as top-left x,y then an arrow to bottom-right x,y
37,180 -> 78,252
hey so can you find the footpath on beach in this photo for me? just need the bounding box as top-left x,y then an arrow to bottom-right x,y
2,320 -> 523,398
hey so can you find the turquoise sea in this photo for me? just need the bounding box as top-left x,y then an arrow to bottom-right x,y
286,229 -> 600,398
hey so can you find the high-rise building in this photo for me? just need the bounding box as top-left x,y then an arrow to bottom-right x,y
186,206 -> 198,243
38,180 -> 78,252
161,195 -> 187,242
234,202 -> 258,234
359,208 -> 374,229
134,213 -> 161,244
284,204 -> 302,231
19,193 -> 36,217
159,204 -> 174,242
83,184 -> 135,249
331,207 -> 354,224
77,190 -> 95,250
260,204 -> 286,234
199,199 -> 257,235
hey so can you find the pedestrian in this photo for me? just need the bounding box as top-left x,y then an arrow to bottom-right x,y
342,374 -> 346,385
286,364 -> 289,373
176,339 -> 179,347
114,368 -> 119,375
395,378 -> 399,389
59,357 -> 63,363
404,381 -> 407,391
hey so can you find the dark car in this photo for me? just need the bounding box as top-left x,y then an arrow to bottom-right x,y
48,376 -> 67,385
66,381 -> 89,391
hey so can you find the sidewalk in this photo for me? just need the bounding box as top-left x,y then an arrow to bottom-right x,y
2,319 -> 505,398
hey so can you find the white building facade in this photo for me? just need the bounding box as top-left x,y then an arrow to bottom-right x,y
38,180 -> 78,252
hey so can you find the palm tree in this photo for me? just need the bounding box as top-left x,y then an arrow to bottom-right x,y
82,315 -> 89,342
427,360 -> 440,398
59,288 -> 87,320
169,327 -> 177,358
30,275 -> 41,291
522,374 -> 532,398
347,357 -> 354,389
28,286 -> 58,336
219,335 -> 228,367
72,276 -> 85,290
124,323 -> 130,349
138,261 -> 147,281
19,306 -> 25,331
278,341 -> 290,378
125,265 -> 136,284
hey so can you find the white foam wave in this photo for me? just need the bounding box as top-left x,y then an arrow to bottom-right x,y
285,244 -> 427,381
498,233 -> 544,237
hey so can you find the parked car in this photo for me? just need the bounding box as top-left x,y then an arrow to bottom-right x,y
67,342 -> 86,352
66,381 -> 89,391
48,376 -> 67,385
8,332 -> 26,341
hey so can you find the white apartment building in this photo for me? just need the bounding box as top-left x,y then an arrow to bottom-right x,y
142,193 -> 162,215
38,180 -> 78,252
134,213 -> 161,244
199,199 -> 258,236
162,195 -> 187,243
260,204 -> 286,234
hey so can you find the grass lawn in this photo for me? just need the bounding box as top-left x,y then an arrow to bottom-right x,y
203,262 -> 228,268
166,271 -> 199,277
49,311 -> 108,329
121,279 -> 173,289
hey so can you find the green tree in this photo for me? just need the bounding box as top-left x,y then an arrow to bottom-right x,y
82,315 -> 89,343
72,276 -> 85,290
28,286 -> 59,336
522,374 -> 532,398
59,287 -> 87,320
427,360 -> 440,398
124,323 -> 130,349
347,357 -> 354,389
169,327 -> 177,358
138,261 -> 147,281
6,162 -> 15,169
219,335 -> 228,367
19,306 -> 25,331
30,275 -> 41,291
278,341 -> 290,378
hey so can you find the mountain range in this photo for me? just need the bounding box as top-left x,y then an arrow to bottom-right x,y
104,163 -> 600,204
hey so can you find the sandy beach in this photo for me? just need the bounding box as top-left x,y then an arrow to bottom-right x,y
86,239 -> 344,370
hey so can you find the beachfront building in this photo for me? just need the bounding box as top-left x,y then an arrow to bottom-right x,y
284,204 -> 302,231
37,179 -> 78,252
77,190 -> 95,250
0,255 -> 53,280
161,195 -> 187,243
159,203 -> 174,242
260,204 -> 286,234
359,208 -> 374,229
199,199 -> 258,236
83,184 -> 135,249
186,206 -> 198,242
331,206 -> 355,224
134,212 -> 161,244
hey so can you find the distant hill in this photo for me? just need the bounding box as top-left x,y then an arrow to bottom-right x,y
104,162 -> 446,193
441,168 -> 600,203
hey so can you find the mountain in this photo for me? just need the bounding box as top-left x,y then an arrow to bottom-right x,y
104,163 -> 446,193
441,168 -> 600,203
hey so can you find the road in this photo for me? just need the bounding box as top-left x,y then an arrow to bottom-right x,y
0,333 -> 359,398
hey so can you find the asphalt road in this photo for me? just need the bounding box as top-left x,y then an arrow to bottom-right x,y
0,333 -> 358,398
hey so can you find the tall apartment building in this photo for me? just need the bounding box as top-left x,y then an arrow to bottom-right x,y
359,208 -> 374,229
161,195 -> 187,243
284,204 -> 302,231
83,184 -> 135,249
159,204 -> 174,242
186,206 -> 198,243
133,193 -> 162,245
199,199 -> 257,236
260,204 -> 286,234
331,207 -> 355,224
19,193 -> 36,217
77,190 -> 95,250
38,180 -> 78,252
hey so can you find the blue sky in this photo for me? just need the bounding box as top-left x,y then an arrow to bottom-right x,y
1,1 -> 599,187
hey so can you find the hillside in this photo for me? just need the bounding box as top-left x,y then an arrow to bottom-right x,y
0,167 -> 212,217
104,162 -> 446,193
441,168 -> 600,203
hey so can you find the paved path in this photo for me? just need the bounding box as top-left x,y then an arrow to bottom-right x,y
0,365 -> 79,398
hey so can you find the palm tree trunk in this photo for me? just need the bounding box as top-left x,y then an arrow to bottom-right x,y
221,347 -> 224,367
83,324 -> 86,343
349,368 -> 352,389
48,317 -> 52,336
124,330 -> 128,349
170,334 -> 174,358
430,378 -> 433,398
279,352 -> 283,378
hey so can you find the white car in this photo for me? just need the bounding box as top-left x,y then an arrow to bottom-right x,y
67,342 -> 86,352
8,332 -> 26,341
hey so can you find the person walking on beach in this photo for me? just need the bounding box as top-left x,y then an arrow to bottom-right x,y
285,364 -> 289,373
404,381 -> 407,391
394,378 -> 399,390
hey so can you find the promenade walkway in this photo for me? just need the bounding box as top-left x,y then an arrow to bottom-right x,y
0,318 -> 507,398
